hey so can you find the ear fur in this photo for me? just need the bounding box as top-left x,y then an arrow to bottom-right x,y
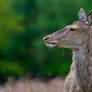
78,8 -> 87,21
87,10 -> 92,25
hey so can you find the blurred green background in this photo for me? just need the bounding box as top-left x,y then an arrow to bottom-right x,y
0,0 -> 92,81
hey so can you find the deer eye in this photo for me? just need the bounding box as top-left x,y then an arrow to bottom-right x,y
70,28 -> 76,31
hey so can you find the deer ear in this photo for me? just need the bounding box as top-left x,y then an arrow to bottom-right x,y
78,8 -> 87,21
87,10 -> 92,25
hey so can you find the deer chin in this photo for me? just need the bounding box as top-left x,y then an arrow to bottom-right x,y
57,43 -> 79,50
45,43 -> 56,48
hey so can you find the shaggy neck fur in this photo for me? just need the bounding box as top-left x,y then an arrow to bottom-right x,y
73,33 -> 91,92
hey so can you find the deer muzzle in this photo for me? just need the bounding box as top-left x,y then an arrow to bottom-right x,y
43,35 -> 57,48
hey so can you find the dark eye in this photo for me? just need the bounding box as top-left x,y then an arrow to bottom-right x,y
70,28 -> 76,31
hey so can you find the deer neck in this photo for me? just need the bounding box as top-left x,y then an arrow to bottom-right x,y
73,40 -> 91,91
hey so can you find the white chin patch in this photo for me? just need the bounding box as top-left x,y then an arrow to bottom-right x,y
45,43 -> 56,48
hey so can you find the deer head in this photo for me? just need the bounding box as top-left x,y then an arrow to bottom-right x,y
43,8 -> 92,50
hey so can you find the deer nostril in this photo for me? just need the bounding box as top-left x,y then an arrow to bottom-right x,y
43,36 -> 50,41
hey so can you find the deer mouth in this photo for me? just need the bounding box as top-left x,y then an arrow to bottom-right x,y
43,35 -> 57,47
45,42 -> 57,48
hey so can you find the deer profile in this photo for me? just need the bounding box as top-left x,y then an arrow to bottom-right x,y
43,8 -> 92,92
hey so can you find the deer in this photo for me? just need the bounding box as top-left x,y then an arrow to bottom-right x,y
43,8 -> 92,92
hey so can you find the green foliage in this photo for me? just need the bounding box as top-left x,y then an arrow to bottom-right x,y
0,61 -> 23,77
0,0 -> 23,49
0,0 -> 92,78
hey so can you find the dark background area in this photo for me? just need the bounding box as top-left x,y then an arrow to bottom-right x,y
0,0 -> 92,83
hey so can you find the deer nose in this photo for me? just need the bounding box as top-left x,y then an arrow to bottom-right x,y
43,35 -> 50,41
